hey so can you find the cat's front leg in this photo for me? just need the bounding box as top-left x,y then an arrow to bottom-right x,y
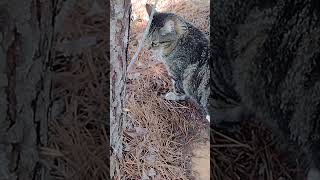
165,92 -> 187,101
165,79 -> 187,101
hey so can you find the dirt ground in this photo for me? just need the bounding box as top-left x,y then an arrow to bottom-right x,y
191,140 -> 210,179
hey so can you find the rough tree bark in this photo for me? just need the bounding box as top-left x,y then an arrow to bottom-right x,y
110,0 -> 131,178
0,0 -> 53,179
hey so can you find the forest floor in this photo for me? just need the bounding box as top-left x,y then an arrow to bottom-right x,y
43,1 -> 109,180
124,0 -> 306,180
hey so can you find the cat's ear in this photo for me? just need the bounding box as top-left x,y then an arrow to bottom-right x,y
145,4 -> 157,16
162,20 -> 175,34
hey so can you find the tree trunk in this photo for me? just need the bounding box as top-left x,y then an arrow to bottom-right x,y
110,0 -> 131,178
0,0 -> 53,179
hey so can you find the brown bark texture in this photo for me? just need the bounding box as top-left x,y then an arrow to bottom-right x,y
110,0 -> 131,178
0,0 -> 53,179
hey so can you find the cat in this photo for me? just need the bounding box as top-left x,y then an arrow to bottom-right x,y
145,4 -> 210,121
209,0 -> 320,179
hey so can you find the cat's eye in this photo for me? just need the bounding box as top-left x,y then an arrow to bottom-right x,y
151,42 -> 159,47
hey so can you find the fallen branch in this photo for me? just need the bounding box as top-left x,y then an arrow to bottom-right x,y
127,0 -> 159,72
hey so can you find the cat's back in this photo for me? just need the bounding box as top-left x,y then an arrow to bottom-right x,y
232,0 -> 320,142
211,0 -> 320,178
211,0 -> 320,138
162,13 -> 209,64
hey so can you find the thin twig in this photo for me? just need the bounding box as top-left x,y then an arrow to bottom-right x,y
127,0 -> 159,72
212,129 -> 252,149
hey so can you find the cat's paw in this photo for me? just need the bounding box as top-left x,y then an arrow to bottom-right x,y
308,168 -> 320,180
164,92 -> 186,101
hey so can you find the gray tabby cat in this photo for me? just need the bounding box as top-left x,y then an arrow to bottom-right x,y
145,4 -> 210,121
210,0 -> 320,179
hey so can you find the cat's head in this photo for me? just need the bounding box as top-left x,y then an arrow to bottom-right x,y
145,4 -> 187,52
